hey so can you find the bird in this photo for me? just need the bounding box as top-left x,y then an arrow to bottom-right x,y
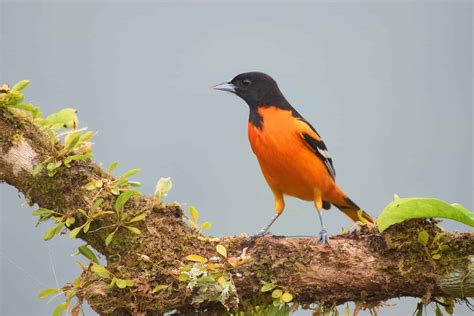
212,72 -> 374,243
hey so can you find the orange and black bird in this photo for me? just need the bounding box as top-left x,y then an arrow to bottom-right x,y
212,72 -> 374,243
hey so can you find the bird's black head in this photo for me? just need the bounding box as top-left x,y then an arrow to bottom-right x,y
213,72 -> 289,109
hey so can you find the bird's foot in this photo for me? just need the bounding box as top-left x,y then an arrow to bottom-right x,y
317,228 -> 330,244
244,231 -> 270,248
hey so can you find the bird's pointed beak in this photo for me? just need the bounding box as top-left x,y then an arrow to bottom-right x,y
211,81 -> 236,94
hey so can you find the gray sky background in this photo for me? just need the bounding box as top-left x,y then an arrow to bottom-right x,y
1,0 -> 472,315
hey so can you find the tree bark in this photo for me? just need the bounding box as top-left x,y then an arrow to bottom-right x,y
1,107 -> 473,315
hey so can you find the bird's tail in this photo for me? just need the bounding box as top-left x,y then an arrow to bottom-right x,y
333,194 -> 375,224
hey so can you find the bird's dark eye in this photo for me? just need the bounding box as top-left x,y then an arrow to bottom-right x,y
242,79 -> 251,86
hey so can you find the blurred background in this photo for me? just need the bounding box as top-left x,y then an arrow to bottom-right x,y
1,0 -> 472,315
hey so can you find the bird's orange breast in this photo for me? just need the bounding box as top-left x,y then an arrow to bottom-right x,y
248,106 -> 336,201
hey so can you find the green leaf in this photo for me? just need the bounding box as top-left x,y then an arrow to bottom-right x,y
78,245 -> 99,264
83,221 -> 91,233
435,305 -> 443,316
44,222 -> 64,241
129,213 -> 147,223
152,284 -> 169,293
32,163 -> 44,176
11,80 -> 30,92
344,304 -> 350,316
91,264 -> 111,279
272,289 -> 283,298
64,131 -> 82,152
154,177 -> 172,200
108,161 -> 118,174
201,221 -> 212,231
84,179 -> 103,190
114,190 -> 141,213
261,283 -> 276,292
47,161 -> 62,171
92,198 -> 104,213
120,168 -> 141,179
377,198 -> 474,232
281,292 -> 293,303
116,278 -> 128,289
178,273 -> 189,281
65,216 -> 75,227
185,254 -> 207,263
32,208 -> 53,216
43,108 -> 79,129
9,103 -> 41,118
64,153 -> 93,166
125,226 -> 141,235
69,226 -> 82,239
52,302 -> 67,316
38,288 -> 60,299
432,253 -> 442,260
189,206 -> 199,224
128,181 -> 141,187
105,230 -> 116,246
418,230 -> 429,247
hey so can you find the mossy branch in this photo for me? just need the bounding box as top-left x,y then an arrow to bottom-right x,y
0,88 -> 473,315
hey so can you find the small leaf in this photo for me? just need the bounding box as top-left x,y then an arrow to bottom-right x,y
418,230 -> 429,247
126,226 -> 141,235
64,131 -> 81,152
32,163 -> 44,176
64,153 -> 93,166
11,80 -> 30,92
52,302 -> 67,316
189,206 -> 199,224
105,230 -> 116,246
44,222 -> 64,241
120,168 -> 141,179
129,213 -> 147,223
154,177 -> 172,200
108,161 -> 119,174
92,198 -> 104,213
216,245 -> 227,258
201,221 -> 212,231
83,221 -> 91,233
84,179 -> 103,190
272,289 -> 283,298
217,276 -> 227,287
78,245 -> 99,264
432,253 -> 442,260
197,275 -> 215,283
435,305 -> 443,316
69,227 -> 82,239
65,216 -> 75,227
91,264 -> 111,279
152,284 -> 169,293
281,292 -> 293,303
185,254 -> 207,264
43,108 -> 78,129
178,273 -> 189,281
32,208 -> 53,216
114,190 -> 141,213
261,283 -> 276,292
115,278 -> 127,289
47,161 -> 62,171
38,288 -> 60,299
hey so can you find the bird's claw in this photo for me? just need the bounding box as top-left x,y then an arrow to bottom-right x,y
317,228 -> 330,244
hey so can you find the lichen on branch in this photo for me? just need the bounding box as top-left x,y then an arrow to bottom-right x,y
1,81 -> 473,316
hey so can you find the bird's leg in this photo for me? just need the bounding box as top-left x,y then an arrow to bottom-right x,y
314,189 -> 329,244
251,190 -> 285,239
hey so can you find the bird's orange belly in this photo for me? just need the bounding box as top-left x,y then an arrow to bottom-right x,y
248,108 -> 335,201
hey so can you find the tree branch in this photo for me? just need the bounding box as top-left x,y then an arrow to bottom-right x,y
1,106 -> 473,315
